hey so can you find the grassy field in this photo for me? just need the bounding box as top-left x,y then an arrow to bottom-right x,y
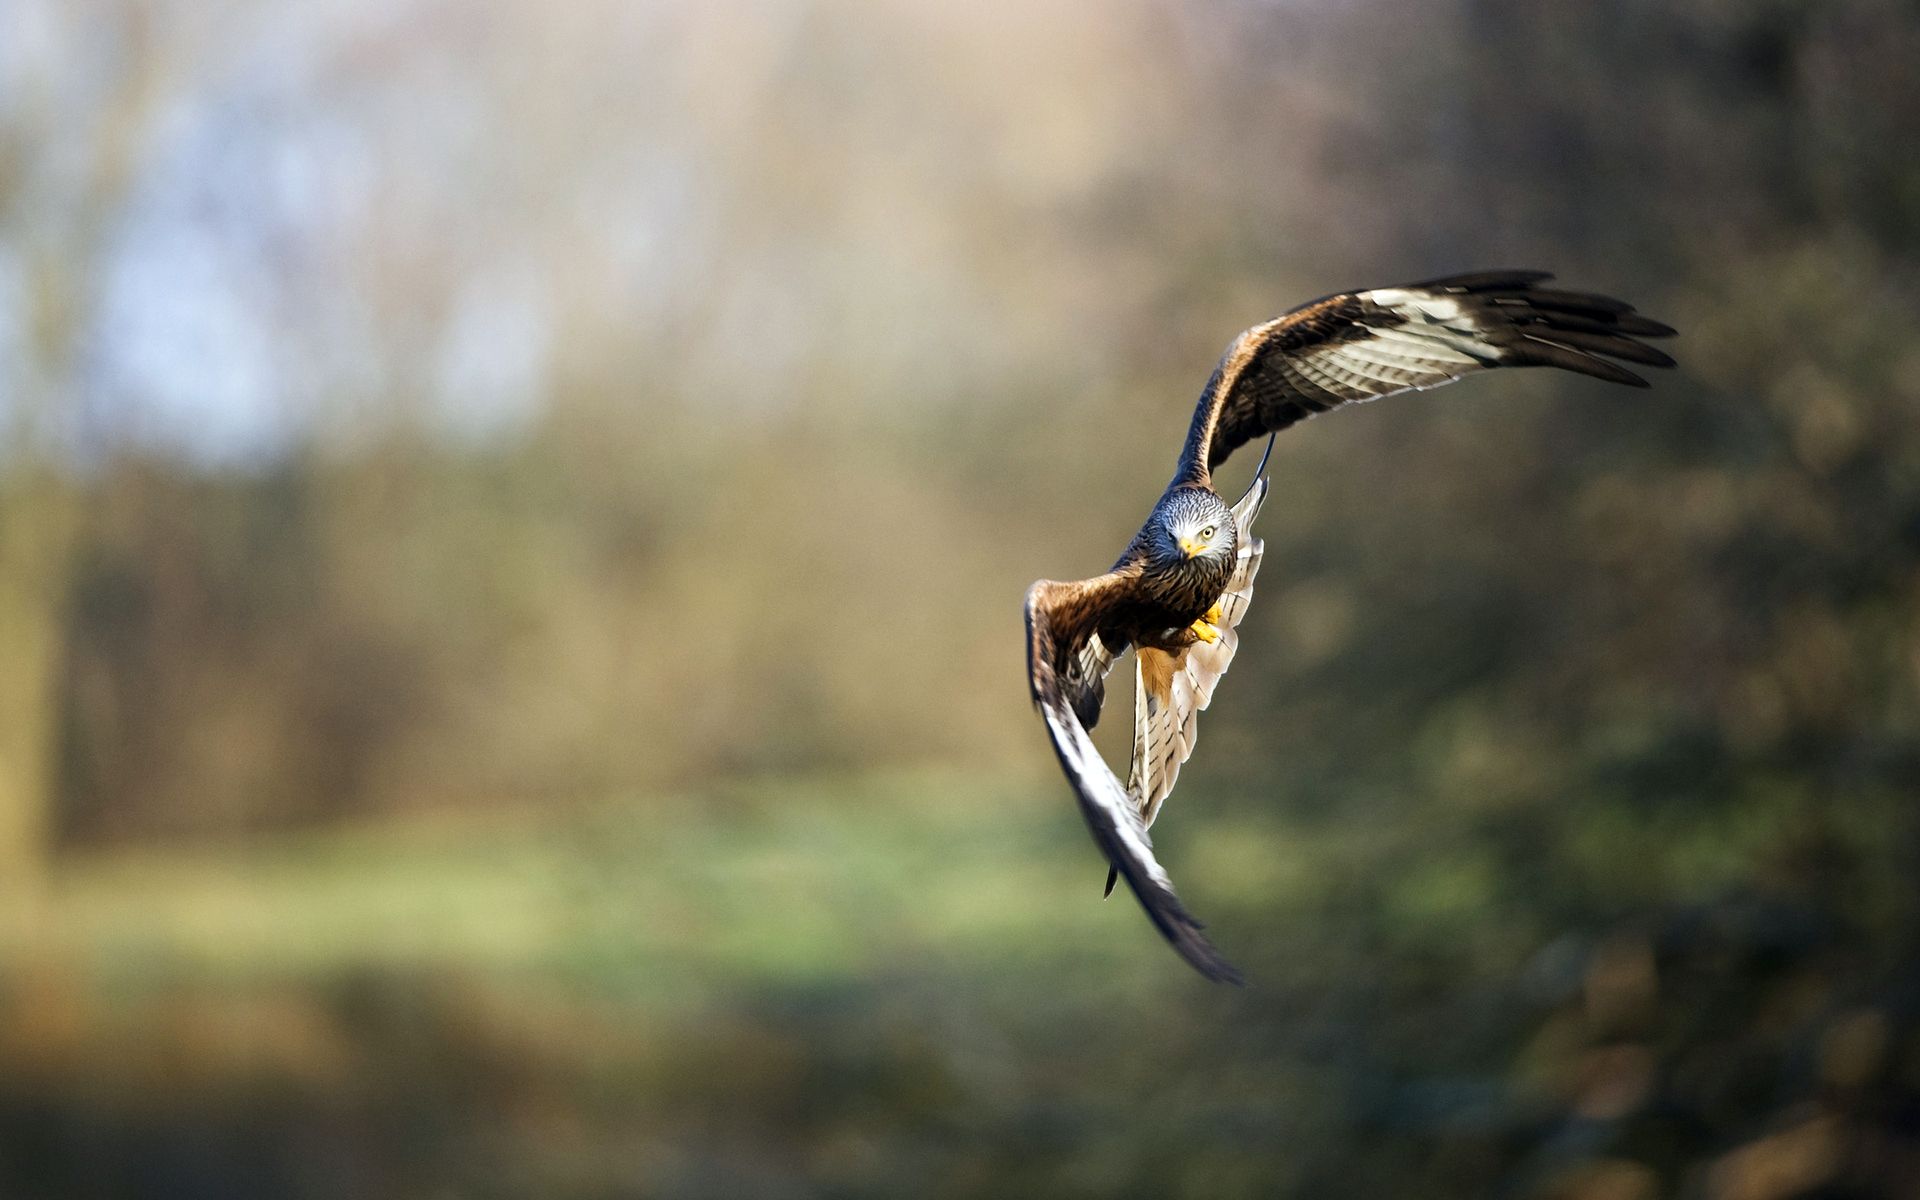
7,767 -> 1294,997
3,766 -> 1912,1198
1,768 -> 1361,1198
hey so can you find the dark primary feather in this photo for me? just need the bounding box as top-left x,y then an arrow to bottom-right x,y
1172,271 -> 1676,486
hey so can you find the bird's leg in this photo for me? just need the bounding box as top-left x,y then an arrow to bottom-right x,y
1187,601 -> 1225,645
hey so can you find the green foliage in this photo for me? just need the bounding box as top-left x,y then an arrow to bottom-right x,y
5,767 -> 1918,1198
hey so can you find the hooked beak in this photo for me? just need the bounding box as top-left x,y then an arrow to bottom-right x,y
1177,537 -> 1203,559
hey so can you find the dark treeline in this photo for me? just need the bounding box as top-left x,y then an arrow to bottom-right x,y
16,0 -> 1918,846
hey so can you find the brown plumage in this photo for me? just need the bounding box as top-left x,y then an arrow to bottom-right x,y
1025,271 -> 1674,984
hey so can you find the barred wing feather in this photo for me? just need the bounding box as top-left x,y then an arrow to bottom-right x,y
1104,460 -> 1270,899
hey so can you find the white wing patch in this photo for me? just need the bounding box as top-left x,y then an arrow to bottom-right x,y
1282,287 -> 1511,405
1127,470 -> 1270,828
1364,288 -> 1466,322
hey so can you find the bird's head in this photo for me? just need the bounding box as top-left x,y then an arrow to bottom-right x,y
1154,491 -> 1234,565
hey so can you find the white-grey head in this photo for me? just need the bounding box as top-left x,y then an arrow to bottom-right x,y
1151,490 -> 1235,566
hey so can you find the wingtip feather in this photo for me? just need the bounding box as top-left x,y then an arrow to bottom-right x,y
1039,691 -> 1241,984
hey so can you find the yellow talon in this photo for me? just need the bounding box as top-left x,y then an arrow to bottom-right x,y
1204,602 -> 1223,624
1188,619 -> 1222,645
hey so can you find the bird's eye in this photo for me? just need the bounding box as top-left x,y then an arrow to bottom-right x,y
1198,525 -> 1216,540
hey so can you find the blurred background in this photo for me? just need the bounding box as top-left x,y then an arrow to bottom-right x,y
3,0 -> 1919,1196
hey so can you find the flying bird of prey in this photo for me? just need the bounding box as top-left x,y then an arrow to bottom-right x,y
1024,271 -> 1675,983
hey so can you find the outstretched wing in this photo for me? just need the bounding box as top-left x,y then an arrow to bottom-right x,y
1025,572 -> 1243,984
1172,271 -> 1676,487
1128,457 -> 1270,828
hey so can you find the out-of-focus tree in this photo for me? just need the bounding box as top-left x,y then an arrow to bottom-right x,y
0,4 -> 192,885
17,0 -> 1920,850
